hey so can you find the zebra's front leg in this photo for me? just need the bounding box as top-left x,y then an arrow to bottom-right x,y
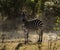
24,29 -> 29,44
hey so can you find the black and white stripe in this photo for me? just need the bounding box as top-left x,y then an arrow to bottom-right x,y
22,12 -> 43,30
23,19 -> 43,30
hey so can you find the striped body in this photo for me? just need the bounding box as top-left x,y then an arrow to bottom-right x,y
23,19 -> 43,30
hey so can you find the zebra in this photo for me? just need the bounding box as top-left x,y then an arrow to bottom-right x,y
15,13 -> 43,50
22,12 -> 43,44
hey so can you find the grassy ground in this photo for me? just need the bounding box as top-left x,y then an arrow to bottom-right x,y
0,33 -> 60,50
0,40 -> 60,50
18,40 -> 60,50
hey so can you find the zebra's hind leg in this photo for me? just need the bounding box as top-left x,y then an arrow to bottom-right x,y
37,29 -> 43,44
37,29 -> 43,50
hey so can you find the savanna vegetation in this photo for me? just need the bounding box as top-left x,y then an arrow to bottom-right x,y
0,0 -> 60,50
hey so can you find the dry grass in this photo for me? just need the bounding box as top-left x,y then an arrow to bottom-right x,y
0,33 -> 60,50
0,40 -> 60,50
